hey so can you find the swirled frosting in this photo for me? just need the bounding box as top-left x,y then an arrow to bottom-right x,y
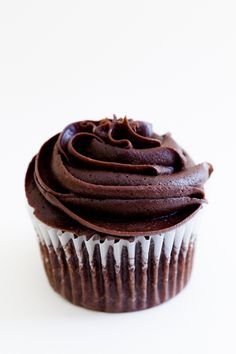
25,117 -> 213,236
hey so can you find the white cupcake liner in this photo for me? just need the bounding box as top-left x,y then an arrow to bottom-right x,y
28,206 -> 202,312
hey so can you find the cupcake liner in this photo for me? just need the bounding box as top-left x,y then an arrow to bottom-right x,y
29,207 -> 202,312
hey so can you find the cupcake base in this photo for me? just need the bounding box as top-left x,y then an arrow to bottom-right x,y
31,210 -> 200,312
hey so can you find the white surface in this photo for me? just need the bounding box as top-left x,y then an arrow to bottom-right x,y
0,1 -> 235,353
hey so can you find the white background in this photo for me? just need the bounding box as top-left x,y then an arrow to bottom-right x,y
0,1 -> 235,353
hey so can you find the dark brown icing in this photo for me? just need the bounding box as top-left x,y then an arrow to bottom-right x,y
25,117 -> 213,236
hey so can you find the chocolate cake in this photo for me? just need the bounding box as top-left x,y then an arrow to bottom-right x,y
25,117 -> 213,312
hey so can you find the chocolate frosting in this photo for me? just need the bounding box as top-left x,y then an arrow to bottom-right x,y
25,117 -> 213,236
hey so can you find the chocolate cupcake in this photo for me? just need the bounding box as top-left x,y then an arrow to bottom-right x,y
25,117 -> 213,312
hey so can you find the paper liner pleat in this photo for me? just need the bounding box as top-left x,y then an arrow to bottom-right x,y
31,210 -> 200,312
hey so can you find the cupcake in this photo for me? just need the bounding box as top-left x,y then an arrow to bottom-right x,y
25,117 -> 213,312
